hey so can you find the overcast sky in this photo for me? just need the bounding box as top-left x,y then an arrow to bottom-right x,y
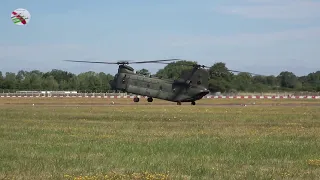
1,0 -> 320,76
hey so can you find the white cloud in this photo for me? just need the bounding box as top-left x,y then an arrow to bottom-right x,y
214,0 -> 320,19
167,27 -> 320,47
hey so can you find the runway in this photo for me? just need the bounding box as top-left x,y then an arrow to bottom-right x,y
2,103 -> 320,107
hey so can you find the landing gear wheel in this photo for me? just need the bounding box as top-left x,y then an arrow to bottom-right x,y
133,97 -> 140,103
147,97 -> 153,102
191,101 -> 196,105
177,102 -> 182,105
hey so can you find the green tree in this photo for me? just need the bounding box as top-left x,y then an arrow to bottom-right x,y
233,72 -> 253,91
3,72 -> 17,91
69,76 -> 80,91
277,71 -> 299,89
98,72 -> 113,92
155,60 -> 197,79
208,62 -> 234,92
0,71 -> 4,90
42,75 -> 59,90
77,71 -> 101,92
29,72 -> 42,90
303,71 -> 320,91
16,70 -> 27,90
0,62 -> 318,93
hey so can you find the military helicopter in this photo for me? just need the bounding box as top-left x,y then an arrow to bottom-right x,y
64,59 -> 259,105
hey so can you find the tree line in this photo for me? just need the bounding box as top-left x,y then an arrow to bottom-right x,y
0,61 -> 319,93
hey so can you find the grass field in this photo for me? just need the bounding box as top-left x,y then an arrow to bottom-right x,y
0,98 -> 320,179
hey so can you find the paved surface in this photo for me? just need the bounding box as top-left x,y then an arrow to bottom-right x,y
2,103 -> 320,107
1,95 -> 320,99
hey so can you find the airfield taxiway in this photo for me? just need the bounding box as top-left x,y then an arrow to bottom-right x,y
0,97 -> 319,107
2,102 -> 320,107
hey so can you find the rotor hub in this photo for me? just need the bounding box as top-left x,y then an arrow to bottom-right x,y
117,61 -> 130,65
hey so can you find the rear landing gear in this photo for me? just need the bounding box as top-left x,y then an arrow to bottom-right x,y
133,97 -> 140,102
147,97 -> 153,102
177,101 -> 196,105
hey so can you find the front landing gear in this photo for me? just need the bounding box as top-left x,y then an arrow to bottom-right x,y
147,97 -> 153,102
133,97 -> 140,103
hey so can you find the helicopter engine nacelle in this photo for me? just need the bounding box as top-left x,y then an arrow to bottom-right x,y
173,79 -> 192,88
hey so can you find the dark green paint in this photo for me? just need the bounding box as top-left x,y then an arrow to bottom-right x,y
110,65 -> 210,105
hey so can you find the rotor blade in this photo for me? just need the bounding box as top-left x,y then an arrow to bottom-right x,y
153,62 -> 171,65
153,61 -> 261,75
63,60 -> 120,64
155,61 -> 211,69
64,59 -> 182,64
129,59 -> 183,64
227,69 -> 263,76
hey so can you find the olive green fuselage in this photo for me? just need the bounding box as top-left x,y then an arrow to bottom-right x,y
111,65 -> 210,102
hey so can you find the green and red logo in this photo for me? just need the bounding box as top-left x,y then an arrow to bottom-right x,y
11,8 -> 31,25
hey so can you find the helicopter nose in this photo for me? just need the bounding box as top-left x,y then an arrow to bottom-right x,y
196,88 -> 210,98
201,88 -> 210,93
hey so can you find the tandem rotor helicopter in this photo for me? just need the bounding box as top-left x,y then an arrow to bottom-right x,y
64,59 -> 261,105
